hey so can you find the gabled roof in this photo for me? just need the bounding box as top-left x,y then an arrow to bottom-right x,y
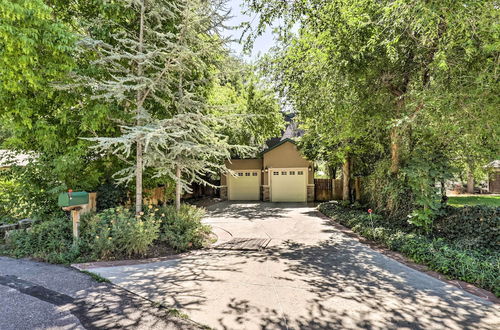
260,138 -> 297,155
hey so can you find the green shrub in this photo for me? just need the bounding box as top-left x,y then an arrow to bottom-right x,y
95,182 -> 128,212
81,207 -> 160,259
319,201 -> 500,297
0,177 -> 30,223
433,205 -> 499,250
5,217 -> 81,264
2,203 -> 211,263
158,204 -> 210,252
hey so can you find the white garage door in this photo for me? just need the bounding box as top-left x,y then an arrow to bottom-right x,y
228,170 -> 261,200
270,168 -> 307,202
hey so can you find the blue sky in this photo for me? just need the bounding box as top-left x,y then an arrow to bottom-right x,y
222,0 -> 275,61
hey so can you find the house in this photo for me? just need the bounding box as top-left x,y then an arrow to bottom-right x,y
0,150 -> 32,169
220,116 -> 314,202
486,160 -> 500,193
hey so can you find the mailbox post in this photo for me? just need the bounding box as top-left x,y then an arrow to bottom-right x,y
58,190 -> 89,243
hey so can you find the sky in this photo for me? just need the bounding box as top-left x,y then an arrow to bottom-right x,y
222,0 -> 276,61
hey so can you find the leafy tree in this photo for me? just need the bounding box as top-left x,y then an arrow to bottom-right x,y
209,60 -> 284,148
0,0 -> 130,194
245,0 -> 500,228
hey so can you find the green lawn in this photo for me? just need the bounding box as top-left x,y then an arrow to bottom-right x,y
447,195 -> 500,207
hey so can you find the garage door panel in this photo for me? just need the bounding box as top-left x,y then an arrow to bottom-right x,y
271,168 -> 307,202
228,171 -> 260,200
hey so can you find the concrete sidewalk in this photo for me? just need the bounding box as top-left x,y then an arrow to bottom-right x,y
90,202 -> 500,329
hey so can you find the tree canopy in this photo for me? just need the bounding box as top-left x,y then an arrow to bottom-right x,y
0,0 -> 283,214
245,0 -> 500,228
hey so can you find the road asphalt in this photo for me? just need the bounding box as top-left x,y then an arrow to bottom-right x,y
0,257 -> 200,330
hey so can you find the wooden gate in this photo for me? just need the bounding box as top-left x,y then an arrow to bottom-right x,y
314,179 -> 332,201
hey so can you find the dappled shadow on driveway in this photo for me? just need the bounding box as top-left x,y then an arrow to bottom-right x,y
92,202 -> 499,330
94,252 -> 246,313
215,235 -> 499,329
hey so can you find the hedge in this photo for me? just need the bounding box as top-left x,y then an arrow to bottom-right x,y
433,205 -> 499,250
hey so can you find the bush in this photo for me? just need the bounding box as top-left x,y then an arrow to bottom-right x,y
319,201 -> 500,297
433,205 -> 499,250
158,204 -> 210,252
5,217 -> 81,264
81,207 -> 160,259
95,182 -> 128,212
0,177 -> 29,223
2,203 -> 211,263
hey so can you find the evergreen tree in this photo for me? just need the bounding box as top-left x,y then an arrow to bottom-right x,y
71,0 -> 251,211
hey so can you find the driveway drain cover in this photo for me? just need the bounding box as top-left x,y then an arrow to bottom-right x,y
213,238 -> 271,251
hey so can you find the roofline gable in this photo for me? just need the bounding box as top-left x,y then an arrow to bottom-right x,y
260,138 -> 297,156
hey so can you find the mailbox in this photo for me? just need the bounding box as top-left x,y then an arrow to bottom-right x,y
58,191 -> 89,207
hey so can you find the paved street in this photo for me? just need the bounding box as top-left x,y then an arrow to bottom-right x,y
0,257 -> 198,330
90,202 -> 500,329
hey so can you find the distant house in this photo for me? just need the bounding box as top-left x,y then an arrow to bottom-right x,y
486,160 -> 500,193
0,150 -> 33,169
221,114 -> 315,202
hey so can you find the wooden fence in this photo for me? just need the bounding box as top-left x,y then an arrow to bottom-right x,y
143,180 -> 220,206
314,178 -> 362,201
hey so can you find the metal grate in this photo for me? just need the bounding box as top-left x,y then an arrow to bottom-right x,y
213,238 -> 271,251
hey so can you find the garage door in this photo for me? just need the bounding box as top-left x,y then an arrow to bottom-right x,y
228,170 -> 261,200
270,168 -> 307,202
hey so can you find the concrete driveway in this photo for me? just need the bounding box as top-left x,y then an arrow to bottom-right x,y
91,202 -> 500,329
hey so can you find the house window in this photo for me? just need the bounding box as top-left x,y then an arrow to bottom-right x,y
238,172 -> 243,176
297,171 -> 304,175
245,172 -> 250,176
281,171 -> 287,175
252,172 -> 258,176
290,171 -> 295,175
273,171 -> 279,175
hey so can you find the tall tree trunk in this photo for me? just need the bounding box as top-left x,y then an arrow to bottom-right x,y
390,127 -> 400,174
135,143 -> 143,213
342,155 -> 351,201
390,97 -> 404,174
175,165 -> 181,211
467,169 -> 474,194
135,0 -> 146,214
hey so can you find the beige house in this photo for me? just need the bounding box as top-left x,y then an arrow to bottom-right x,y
221,139 -> 314,202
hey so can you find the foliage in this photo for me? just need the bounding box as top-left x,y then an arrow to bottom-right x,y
209,62 -> 284,148
319,202 -> 500,296
246,0 -> 500,225
433,206 -> 499,250
447,196 -> 500,208
80,207 -> 160,259
0,162 -> 67,221
158,204 -> 210,252
0,176 -> 29,223
0,0 -> 74,122
95,182 -> 129,212
68,0 -> 261,211
0,0 -> 134,205
2,203 -> 210,263
5,217 -> 80,264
